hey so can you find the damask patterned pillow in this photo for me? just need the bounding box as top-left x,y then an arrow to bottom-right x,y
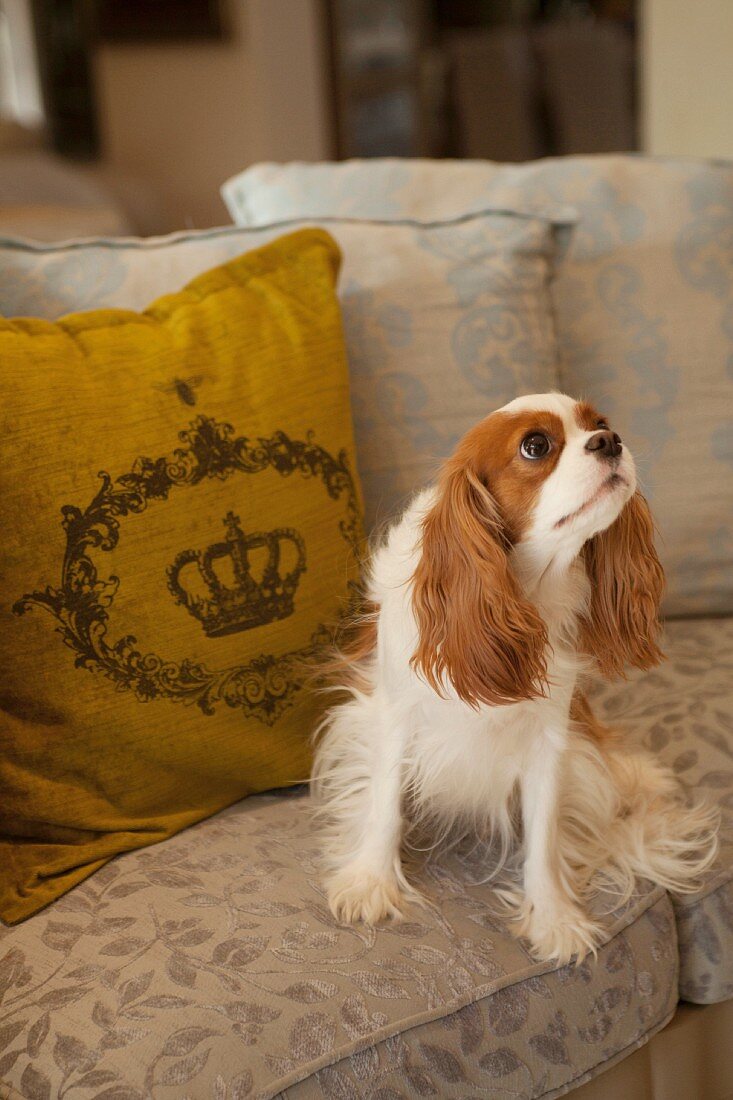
223,156 -> 733,616
0,209 -> 569,530
0,229 -> 363,923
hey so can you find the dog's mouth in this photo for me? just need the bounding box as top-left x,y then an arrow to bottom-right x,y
555,474 -> 627,529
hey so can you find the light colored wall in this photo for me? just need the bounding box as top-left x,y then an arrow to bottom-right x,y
0,0 -> 44,124
641,0 -> 733,158
92,0 -> 331,231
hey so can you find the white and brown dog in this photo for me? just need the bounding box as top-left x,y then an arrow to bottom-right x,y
312,392 -> 718,964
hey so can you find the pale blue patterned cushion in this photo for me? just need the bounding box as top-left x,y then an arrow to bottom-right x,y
224,156 -> 733,616
222,158 -> 578,226
0,211 -> 568,530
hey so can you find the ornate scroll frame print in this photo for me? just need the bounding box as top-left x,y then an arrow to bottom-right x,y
14,416 -> 361,726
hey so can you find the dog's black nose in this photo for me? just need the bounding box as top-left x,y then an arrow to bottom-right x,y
585,430 -> 622,459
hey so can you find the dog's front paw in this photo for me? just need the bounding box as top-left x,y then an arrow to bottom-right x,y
512,897 -> 604,965
327,866 -> 410,925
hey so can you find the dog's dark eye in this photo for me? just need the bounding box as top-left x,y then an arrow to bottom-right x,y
520,433 -> 551,459
596,419 -> 610,430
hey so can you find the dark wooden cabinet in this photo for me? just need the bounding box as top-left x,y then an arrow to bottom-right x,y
325,0 -> 438,158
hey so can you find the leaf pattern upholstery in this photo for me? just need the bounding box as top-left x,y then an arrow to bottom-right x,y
1,620 -> 731,1098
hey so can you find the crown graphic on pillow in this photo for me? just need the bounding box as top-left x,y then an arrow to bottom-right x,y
167,511 -> 307,637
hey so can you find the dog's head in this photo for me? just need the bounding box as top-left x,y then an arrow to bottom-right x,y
411,392 -> 665,706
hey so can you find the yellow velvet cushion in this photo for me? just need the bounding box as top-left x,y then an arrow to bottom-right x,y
0,228 -> 362,923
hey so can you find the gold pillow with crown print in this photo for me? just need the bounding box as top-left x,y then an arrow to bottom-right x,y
0,229 -> 363,923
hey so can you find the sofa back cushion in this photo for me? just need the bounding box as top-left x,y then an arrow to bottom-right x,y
0,210 -> 567,532
223,156 -> 733,616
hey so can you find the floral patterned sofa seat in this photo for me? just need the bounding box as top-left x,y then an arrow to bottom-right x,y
1,619 -> 731,1100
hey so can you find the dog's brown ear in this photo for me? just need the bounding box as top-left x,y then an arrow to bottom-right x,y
411,462 -> 548,708
580,491 -> 665,678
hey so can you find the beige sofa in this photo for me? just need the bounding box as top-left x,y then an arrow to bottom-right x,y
1,154 -> 732,1098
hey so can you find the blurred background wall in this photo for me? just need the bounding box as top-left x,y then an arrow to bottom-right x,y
0,0 -> 730,237
642,0 -> 733,160
93,0 -> 331,228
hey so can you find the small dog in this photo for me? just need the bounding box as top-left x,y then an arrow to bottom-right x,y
312,392 -> 719,964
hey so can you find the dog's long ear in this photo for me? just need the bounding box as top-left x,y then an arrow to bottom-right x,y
580,490 -> 665,678
410,462 -> 548,708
